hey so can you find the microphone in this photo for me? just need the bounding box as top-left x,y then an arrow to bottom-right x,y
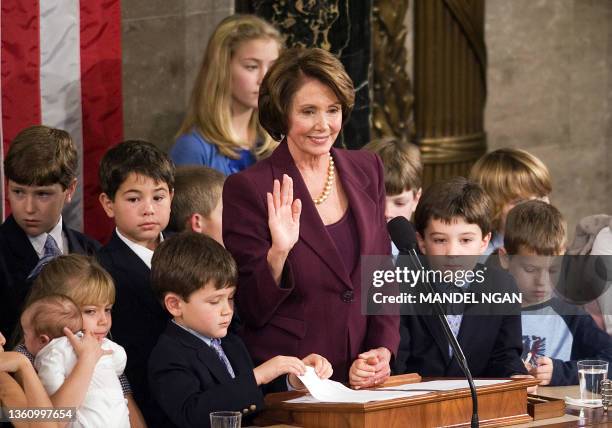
387,216 -> 479,428
387,216 -> 417,254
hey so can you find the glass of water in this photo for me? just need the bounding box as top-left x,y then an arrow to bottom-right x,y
578,360 -> 609,404
210,411 -> 241,428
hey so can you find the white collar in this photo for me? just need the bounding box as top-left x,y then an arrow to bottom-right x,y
115,228 -> 163,269
171,319 -> 214,347
28,217 -> 65,258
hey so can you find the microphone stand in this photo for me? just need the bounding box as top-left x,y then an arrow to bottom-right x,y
402,247 -> 479,428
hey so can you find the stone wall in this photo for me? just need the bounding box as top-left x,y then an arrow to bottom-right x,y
486,0 -> 612,237
121,0 -> 612,237
122,0 -> 233,152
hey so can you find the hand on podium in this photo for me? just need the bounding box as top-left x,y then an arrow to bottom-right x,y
349,347 -> 391,389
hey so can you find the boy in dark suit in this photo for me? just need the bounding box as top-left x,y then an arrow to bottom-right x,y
395,177 -> 528,378
0,125 -> 100,340
96,140 -> 174,425
149,232 -> 332,428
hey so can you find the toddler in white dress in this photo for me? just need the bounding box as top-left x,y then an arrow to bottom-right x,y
21,294 -> 130,427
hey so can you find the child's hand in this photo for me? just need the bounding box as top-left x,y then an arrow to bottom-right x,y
65,327 -> 112,364
349,347 -> 391,389
302,353 -> 333,379
253,355 -> 306,386
0,351 -> 30,374
528,356 -> 554,386
287,354 -> 333,389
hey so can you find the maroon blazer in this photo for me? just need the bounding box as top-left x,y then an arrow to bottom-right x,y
223,141 -> 400,381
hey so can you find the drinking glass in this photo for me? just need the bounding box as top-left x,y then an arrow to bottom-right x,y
578,360 -> 608,404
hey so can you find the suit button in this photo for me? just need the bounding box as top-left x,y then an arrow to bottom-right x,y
341,290 -> 354,303
249,404 -> 257,411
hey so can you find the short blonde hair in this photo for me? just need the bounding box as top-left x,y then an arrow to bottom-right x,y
363,138 -> 422,195
29,254 -> 116,308
470,148 -> 552,231
177,14 -> 283,159
504,200 -> 566,256
22,294 -> 82,339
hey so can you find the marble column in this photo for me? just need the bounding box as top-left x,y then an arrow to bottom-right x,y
240,0 -> 372,149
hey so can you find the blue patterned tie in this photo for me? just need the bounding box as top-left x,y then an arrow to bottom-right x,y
445,314 -> 463,357
210,338 -> 235,378
27,234 -> 62,280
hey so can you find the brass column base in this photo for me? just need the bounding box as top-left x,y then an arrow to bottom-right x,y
418,132 -> 487,184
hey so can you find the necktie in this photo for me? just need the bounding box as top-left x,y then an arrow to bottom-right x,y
445,314 -> 463,357
210,338 -> 235,378
27,234 -> 62,280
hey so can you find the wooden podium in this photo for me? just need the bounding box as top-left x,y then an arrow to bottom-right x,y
256,376 -> 539,427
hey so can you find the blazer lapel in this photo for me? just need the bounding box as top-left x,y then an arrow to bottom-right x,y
269,142 -> 352,289
331,147 -> 380,279
2,216 -> 38,269
219,335 -> 246,377
63,222 -> 85,254
422,315 -> 452,366
106,232 -> 159,314
168,322 -> 233,383
196,345 -> 234,384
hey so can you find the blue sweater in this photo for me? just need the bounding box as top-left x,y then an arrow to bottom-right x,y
521,298 -> 612,385
170,130 -> 256,176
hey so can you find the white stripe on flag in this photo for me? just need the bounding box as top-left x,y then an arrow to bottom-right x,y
39,0 -> 84,231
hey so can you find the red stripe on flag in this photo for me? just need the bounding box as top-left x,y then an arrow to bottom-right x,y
80,0 -> 122,243
1,0 -> 40,217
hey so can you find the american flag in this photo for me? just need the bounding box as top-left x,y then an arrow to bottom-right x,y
1,0 -> 122,242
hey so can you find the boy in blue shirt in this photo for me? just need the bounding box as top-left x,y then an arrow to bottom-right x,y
149,232 -> 332,428
500,200 -> 612,385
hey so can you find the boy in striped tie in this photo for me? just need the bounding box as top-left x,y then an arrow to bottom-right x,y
149,232 -> 332,428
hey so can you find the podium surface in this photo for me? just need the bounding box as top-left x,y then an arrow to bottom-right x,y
257,377 -> 539,428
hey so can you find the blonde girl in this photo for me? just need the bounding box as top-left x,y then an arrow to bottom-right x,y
171,14 -> 283,175
470,147 -> 552,255
17,254 -> 146,428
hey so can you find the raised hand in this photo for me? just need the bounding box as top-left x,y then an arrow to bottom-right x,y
267,174 -> 301,255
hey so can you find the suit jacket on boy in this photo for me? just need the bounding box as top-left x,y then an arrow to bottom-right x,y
96,230 -> 169,427
149,321 -> 264,428
0,215 -> 100,339
394,266 -> 527,378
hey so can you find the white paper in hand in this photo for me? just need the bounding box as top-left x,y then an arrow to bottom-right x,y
293,367 -> 421,403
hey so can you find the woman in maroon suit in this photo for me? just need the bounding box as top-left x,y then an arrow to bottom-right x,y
223,47 -> 399,386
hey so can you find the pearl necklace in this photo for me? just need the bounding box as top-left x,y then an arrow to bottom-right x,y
313,154 -> 335,205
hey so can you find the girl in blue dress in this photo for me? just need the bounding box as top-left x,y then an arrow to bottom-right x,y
171,15 -> 283,175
